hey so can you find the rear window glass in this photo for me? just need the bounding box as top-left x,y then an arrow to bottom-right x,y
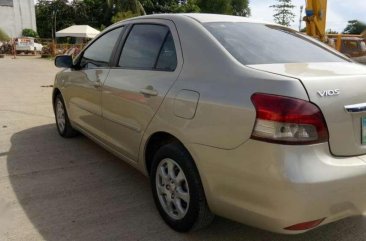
204,22 -> 346,65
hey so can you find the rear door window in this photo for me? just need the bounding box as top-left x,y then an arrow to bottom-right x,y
119,24 -> 177,71
156,32 -> 177,71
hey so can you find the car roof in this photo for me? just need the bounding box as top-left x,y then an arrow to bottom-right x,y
107,13 -> 288,35
179,13 -> 276,25
124,13 -> 278,26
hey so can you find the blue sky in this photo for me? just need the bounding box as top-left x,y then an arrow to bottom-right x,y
250,0 -> 366,32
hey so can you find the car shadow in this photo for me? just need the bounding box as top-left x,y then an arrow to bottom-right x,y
6,124 -> 366,241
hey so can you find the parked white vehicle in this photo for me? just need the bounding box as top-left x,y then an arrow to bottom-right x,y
15,37 -> 43,54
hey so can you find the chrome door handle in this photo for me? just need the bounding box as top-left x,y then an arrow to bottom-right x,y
345,103 -> 366,113
140,86 -> 158,96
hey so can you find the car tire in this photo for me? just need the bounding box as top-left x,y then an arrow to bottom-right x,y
150,143 -> 214,232
54,94 -> 78,138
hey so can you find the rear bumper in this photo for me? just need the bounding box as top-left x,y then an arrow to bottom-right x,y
188,140 -> 366,234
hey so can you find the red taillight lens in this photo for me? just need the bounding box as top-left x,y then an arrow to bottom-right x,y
284,218 -> 326,231
251,93 -> 328,145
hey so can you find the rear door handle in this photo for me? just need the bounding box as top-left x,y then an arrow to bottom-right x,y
345,103 -> 366,113
140,86 -> 158,96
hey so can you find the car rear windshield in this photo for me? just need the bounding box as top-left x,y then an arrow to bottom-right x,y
203,22 -> 347,65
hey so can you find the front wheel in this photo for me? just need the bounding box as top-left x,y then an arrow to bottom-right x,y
54,94 -> 78,138
150,143 -> 214,232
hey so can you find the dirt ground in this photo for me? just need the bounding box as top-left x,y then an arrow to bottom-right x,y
1,55 -> 366,241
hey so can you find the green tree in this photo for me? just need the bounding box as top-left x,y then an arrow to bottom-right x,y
171,0 -> 200,13
105,0 -> 145,16
197,0 -> 232,14
36,0 -> 111,38
22,28 -> 39,38
119,0 -> 146,15
35,0 -> 251,38
105,0 -> 146,26
111,11 -> 139,23
343,20 -> 366,35
72,0 -> 110,29
231,0 -> 250,16
140,0 -> 177,14
196,0 -> 250,16
0,28 -> 10,42
270,0 -> 295,26
36,0 -> 75,38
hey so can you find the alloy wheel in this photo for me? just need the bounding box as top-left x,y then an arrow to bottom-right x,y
155,158 -> 190,220
56,99 -> 66,133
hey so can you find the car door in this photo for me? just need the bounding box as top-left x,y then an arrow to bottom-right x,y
65,26 -> 124,137
102,20 -> 183,161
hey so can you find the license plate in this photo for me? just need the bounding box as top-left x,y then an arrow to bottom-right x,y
362,117 -> 366,144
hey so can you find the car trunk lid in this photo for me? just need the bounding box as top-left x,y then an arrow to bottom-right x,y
249,62 -> 366,156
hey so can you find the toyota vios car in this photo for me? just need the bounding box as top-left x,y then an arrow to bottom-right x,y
52,13 -> 366,234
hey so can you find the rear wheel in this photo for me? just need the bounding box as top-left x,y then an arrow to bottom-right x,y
150,143 -> 214,232
54,94 -> 78,138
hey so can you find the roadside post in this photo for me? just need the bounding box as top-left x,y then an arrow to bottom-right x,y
12,38 -> 16,59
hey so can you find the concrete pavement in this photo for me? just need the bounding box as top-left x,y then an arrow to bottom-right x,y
1,55 -> 366,241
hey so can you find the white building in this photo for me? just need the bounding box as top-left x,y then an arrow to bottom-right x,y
0,0 -> 37,38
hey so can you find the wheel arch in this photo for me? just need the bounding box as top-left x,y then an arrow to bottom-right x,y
144,131 -> 190,175
52,88 -> 61,111
145,130 -> 215,230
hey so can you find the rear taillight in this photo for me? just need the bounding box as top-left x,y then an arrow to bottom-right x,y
250,93 -> 328,145
284,218 -> 326,231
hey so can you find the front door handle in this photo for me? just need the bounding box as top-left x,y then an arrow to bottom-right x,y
140,86 -> 158,96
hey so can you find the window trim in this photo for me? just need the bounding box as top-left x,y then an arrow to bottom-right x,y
112,23 -> 178,72
74,25 -> 126,70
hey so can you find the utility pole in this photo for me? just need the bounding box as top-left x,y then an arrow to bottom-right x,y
51,10 -> 54,41
51,9 -> 57,56
299,5 -> 304,31
53,10 -> 57,41
55,11 -> 57,39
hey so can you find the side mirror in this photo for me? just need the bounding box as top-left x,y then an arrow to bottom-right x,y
55,55 -> 73,68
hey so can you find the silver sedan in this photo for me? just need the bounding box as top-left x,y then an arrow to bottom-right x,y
52,13 -> 366,234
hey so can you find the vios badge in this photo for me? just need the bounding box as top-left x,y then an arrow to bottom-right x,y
317,89 -> 340,97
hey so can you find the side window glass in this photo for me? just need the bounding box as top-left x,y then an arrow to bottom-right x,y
156,32 -> 177,71
80,27 -> 123,69
119,24 -> 169,69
